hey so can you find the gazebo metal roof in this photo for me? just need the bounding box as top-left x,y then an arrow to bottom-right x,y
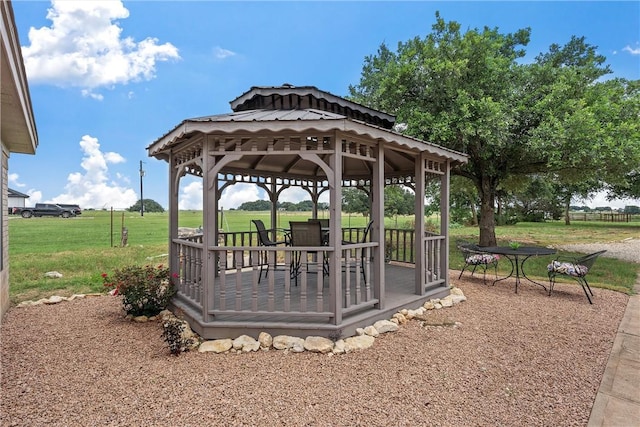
147,87 -> 467,182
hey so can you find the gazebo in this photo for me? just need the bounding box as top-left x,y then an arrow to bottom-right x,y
147,84 -> 468,339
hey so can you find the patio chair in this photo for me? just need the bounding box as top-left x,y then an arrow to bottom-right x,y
547,250 -> 606,304
289,221 -> 329,285
251,219 -> 289,283
308,218 -> 329,245
456,239 -> 500,285
342,220 -> 373,282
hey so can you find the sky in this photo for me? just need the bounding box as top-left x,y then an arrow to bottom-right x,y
9,1 -> 640,211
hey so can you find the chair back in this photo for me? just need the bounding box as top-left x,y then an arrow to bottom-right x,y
308,218 -> 329,228
577,250 -> 607,269
252,219 -> 275,246
289,221 -> 323,247
456,239 -> 473,254
362,220 -> 373,243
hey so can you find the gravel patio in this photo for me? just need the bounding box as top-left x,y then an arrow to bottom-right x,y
0,270 -> 629,427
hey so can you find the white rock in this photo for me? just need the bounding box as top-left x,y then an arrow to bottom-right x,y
393,313 -> 407,325
450,287 -> 465,296
16,301 -> 35,308
451,295 -> 467,304
414,307 -> 426,316
43,295 -> 66,304
423,301 -> 436,310
332,339 -> 346,354
344,335 -> 375,352
373,319 -> 399,334
304,336 -> 334,353
133,315 -> 149,323
44,271 -> 63,278
363,325 -> 379,337
233,335 -> 260,352
199,339 -> 233,353
272,335 -> 305,351
258,332 -> 273,349
158,309 -> 173,320
440,296 -> 454,308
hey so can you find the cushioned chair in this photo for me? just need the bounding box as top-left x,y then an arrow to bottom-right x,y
457,239 -> 500,285
547,250 -> 606,304
252,219 -> 288,282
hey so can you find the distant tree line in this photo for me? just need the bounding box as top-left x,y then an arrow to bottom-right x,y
236,200 -> 329,212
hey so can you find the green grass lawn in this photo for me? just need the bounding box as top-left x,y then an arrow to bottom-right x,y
8,210 -> 639,304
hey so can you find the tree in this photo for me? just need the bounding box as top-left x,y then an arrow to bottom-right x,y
342,188 -> 370,216
237,200 -> 272,211
128,199 -> 164,213
349,12 -> 639,246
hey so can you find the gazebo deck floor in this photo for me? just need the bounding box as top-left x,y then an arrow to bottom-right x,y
174,263 -> 449,339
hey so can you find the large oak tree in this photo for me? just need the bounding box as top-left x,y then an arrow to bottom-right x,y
349,12 -> 640,246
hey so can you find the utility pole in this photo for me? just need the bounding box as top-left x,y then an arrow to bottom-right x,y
139,160 -> 145,216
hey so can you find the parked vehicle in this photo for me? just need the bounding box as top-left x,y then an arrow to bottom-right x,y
57,204 -> 82,215
12,203 -> 76,219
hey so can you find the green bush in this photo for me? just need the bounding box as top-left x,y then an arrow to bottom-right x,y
102,264 -> 176,316
161,318 -> 197,355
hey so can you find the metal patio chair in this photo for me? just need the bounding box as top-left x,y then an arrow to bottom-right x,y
456,239 -> 500,285
547,250 -> 607,304
289,220 -> 328,286
251,219 -> 289,283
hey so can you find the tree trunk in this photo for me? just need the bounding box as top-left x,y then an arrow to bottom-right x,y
477,177 -> 497,247
564,197 -> 571,225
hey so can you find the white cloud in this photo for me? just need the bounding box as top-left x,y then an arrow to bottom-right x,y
48,135 -> 138,209
8,173 -> 26,188
177,180 -> 264,210
622,45 -> 640,55
221,184 -> 261,210
178,180 -> 203,210
279,187 -> 310,204
21,0 -> 180,95
214,46 -> 236,59
26,190 -> 43,204
575,192 -> 640,210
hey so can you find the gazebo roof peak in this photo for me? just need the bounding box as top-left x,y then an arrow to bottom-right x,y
230,84 -> 396,129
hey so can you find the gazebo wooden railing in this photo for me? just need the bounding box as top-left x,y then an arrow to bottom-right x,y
171,228 -> 446,328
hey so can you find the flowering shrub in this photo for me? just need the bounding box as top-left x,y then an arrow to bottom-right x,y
102,264 -> 177,316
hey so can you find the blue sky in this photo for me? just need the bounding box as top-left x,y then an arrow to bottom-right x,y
9,1 -> 640,210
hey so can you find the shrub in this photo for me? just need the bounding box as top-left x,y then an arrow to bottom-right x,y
161,318 -> 197,355
102,264 -> 177,316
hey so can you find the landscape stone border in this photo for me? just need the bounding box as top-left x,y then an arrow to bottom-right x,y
15,287 -> 467,355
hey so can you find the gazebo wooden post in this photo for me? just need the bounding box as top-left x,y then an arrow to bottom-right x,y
202,140 -> 217,320
440,160 -> 451,288
168,152 -> 180,298
310,181 -> 319,219
328,135 -> 343,324
269,179 -> 278,237
371,141 -> 385,306
414,153 -> 427,294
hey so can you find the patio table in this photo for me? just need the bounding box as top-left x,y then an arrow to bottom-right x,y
480,246 -> 557,293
